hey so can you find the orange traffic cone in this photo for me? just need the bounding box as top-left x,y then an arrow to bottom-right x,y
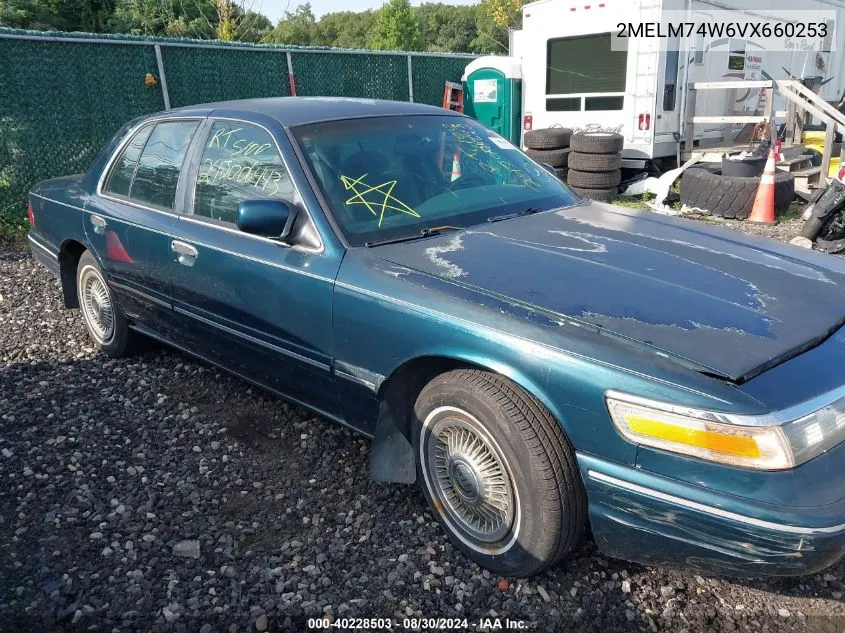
450,150 -> 462,182
748,149 -> 777,224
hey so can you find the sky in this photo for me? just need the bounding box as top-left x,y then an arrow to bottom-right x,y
254,0 -> 480,23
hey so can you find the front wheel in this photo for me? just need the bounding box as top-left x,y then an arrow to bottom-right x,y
413,369 -> 586,576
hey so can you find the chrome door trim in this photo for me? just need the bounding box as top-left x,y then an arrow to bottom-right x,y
173,305 -> 331,372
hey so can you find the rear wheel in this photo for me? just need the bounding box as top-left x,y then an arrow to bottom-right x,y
77,250 -> 143,357
413,369 -> 586,576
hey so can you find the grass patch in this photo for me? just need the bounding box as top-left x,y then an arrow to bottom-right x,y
612,193 -> 655,209
0,200 -> 29,247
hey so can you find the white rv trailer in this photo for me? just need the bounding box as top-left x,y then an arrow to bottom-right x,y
509,0 -> 845,168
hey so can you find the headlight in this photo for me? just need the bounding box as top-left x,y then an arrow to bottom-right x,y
606,390 -> 845,470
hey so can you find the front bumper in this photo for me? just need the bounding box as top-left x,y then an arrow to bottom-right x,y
578,453 -> 845,577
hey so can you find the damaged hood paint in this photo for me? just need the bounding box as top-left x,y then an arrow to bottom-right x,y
370,202 -> 845,382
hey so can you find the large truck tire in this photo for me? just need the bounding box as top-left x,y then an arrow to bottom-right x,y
567,168 -> 622,189
523,128 -> 573,150
680,167 -> 795,220
570,132 -> 624,154
568,152 -> 622,172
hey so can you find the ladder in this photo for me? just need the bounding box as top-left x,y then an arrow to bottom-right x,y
443,82 -> 464,113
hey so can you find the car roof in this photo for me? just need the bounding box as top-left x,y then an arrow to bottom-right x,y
166,97 -> 461,127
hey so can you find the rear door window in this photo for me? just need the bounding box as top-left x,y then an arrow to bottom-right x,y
103,120 -> 199,210
103,125 -> 153,197
131,121 -> 199,209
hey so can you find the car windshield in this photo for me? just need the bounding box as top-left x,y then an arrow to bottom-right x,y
292,115 -> 579,246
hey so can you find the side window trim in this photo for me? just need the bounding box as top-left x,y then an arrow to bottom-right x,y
180,117 -> 324,254
97,117 -> 204,216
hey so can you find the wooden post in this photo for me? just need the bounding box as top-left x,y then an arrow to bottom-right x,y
684,86 -> 697,155
821,123 -> 835,182
785,99 -> 798,145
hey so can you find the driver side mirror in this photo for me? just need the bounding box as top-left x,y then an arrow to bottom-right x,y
236,199 -> 296,239
540,162 -> 556,175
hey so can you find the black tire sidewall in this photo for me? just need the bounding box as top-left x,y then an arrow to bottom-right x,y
413,378 -> 561,576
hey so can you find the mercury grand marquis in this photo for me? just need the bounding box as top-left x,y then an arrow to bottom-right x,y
26,97 -> 845,577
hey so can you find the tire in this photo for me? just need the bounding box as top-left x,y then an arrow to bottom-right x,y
567,168 -> 622,189
413,369 -> 586,577
76,250 -> 143,357
570,132 -> 624,154
569,185 -> 618,203
525,147 -> 570,168
802,215 -> 826,240
680,167 -> 794,220
568,152 -> 622,172
523,127 -> 573,150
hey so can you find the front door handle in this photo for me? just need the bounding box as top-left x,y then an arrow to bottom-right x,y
90,214 -> 107,236
171,240 -> 198,266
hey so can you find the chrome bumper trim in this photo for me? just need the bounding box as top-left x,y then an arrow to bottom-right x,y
588,469 -> 845,535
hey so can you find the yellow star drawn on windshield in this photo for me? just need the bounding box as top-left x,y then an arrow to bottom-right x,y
340,173 -> 420,228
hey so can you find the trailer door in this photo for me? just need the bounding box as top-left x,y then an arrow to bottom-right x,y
655,34 -> 681,137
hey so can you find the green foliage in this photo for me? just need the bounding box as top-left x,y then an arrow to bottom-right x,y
0,0 -> 114,32
310,10 -> 376,49
369,0 -> 421,51
0,0 -> 501,53
265,2 -> 317,46
417,3 -> 476,53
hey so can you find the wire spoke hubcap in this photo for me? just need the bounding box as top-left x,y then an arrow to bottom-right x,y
80,268 -> 114,343
423,408 -> 515,545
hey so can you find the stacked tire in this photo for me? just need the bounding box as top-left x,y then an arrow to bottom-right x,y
523,128 -> 572,181
566,132 -> 624,203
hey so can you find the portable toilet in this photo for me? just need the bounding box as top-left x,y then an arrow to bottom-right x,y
462,56 -> 522,146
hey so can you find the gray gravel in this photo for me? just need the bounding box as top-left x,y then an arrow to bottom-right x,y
3,233 -> 845,632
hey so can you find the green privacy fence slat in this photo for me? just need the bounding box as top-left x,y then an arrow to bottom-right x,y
0,28 -> 475,224
412,55 -> 468,106
0,37 -> 165,221
291,52 -> 409,101
161,46 -> 291,108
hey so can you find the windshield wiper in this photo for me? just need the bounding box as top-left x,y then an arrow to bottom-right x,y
365,226 -> 461,247
487,207 -> 544,223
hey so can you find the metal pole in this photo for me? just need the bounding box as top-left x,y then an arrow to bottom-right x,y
407,54 -> 414,103
286,51 -> 297,96
153,44 -> 171,110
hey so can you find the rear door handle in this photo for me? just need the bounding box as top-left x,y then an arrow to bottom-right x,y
90,214 -> 106,235
171,240 -> 198,266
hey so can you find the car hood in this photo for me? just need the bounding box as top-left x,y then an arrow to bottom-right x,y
370,201 -> 845,382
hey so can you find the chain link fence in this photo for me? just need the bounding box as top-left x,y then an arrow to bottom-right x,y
0,28 -> 475,233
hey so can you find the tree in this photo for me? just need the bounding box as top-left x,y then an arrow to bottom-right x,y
313,9 -> 377,49
416,3 -> 477,53
0,0 -> 114,32
265,2 -> 317,46
481,0 -> 524,30
473,6 -> 509,54
369,0 -> 421,52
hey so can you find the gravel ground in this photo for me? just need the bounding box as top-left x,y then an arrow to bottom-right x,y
3,219 -> 845,633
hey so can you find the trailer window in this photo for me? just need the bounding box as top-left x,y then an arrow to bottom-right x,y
546,33 -> 627,99
586,96 -> 624,111
663,48 -> 679,111
728,39 -> 745,71
547,98 -> 581,111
